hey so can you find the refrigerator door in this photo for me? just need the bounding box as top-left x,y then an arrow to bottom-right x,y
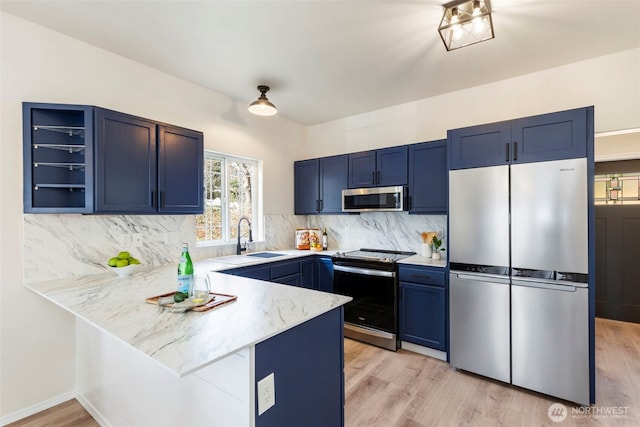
449,272 -> 511,383
511,279 -> 590,405
449,166 -> 510,268
511,158 -> 588,274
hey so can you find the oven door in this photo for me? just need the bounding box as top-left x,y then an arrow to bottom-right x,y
333,264 -> 397,335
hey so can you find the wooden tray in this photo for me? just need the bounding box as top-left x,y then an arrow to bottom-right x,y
145,292 -> 237,312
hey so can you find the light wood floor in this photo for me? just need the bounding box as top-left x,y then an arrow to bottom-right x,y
8,318 -> 640,427
345,317 -> 640,426
6,399 -> 98,427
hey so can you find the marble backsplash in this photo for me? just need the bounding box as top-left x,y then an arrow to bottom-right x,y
23,212 -> 446,282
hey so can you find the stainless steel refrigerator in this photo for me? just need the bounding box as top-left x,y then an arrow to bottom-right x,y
449,157 -> 592,405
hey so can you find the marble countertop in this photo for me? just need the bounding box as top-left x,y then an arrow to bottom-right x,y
25,261 -> 351,378
398,254 -> 447,268
213,249 -> 447,269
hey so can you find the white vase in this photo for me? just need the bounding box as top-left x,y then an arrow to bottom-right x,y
432,252 -> 441,260
420,243 -> 432,258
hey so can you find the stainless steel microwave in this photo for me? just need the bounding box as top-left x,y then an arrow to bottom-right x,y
342,186 -> 405,212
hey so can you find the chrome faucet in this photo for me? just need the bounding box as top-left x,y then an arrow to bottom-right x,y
236,216 -> 253,255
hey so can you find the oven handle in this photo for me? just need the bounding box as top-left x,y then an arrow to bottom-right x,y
333,264 -> 396,278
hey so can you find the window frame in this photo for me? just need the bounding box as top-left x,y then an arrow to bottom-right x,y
196,150 -> 263,247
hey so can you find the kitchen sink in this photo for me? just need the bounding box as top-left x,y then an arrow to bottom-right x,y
246,252 -> 285,258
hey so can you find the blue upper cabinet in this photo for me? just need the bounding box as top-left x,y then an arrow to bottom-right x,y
294,159 -> 319,215
408,140 -> 447,214
95,108 -> 203,214
449,106 -> 592,170
294,154 -> 347,214
512,108 -> 589,164
448,121 -> 511,170
157,125 -> 204,214
23,102 -> 95,213
348,146 -> 408,188
95,108 -> 157,213
24,103 -> 203,214
319,155 -> 349,213
347,150 -> 376,187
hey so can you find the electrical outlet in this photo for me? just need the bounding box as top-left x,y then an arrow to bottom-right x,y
131,233 -> 143,248
257,372 -> 275,415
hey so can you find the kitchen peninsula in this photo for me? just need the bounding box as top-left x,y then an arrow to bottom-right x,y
26,258 -> 351,427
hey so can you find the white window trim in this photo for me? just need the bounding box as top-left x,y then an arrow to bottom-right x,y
196,150 -> 263,247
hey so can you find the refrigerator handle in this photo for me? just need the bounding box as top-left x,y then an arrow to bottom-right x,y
454,272 -> 510,284
513,141 -> 518,161
512,279 -> 579,292
505,143 -> 509,162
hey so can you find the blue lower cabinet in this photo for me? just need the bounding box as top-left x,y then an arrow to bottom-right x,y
225,264 -> 271,280
316,257 -> 334,293
223,255 -> 334,293
398,264 -> 447,351
300,258 -> 315,289
272,274 -> 301,286
255,308 -> 345,426
399,282 -> 446,350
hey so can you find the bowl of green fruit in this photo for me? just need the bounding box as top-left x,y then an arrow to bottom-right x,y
108,251 -> 141,278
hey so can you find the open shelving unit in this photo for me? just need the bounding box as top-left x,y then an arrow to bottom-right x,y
23,103 -> 94,213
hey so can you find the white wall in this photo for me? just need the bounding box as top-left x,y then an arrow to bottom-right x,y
0,12 -> 305,420
305,48 -> 640,158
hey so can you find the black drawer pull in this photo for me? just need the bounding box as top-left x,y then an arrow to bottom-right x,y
412,274 -> 431,279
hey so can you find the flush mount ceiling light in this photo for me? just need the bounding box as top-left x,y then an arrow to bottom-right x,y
438,0 -> 494,51
248,85 -> 277,116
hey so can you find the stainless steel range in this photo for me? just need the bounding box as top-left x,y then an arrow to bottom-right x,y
332,248 -> 415,351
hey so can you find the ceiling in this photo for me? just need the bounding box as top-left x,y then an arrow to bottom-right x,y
2,1 -> 640,126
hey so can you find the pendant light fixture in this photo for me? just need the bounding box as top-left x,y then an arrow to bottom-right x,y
438,0 -> 494,51
248,85 -> 277,116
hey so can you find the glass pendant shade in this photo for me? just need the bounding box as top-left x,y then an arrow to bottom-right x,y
248,85 -> 277,116
439,0 -> 494,51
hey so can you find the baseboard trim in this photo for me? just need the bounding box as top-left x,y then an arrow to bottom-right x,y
76,394 -> 111,427
0,390 -> 75,426
401,341 -> 447,361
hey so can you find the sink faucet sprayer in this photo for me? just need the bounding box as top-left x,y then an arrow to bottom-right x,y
236,216 -> 253,255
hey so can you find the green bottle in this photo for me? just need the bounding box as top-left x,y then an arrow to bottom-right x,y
177,243 -> 194,296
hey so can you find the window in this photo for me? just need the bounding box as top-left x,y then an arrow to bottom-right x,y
196,151 -> 262,245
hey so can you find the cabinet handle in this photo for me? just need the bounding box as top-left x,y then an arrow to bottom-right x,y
412,274 -> 431,279
505,143 -> 510,162
151,191 -> 156,208
372,171 -> 376,185
316,199 -> 320,211
377,170 -> 381,185
513,141 -> 518,161
319,199 -> 323,211
160,191 -> 165,208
